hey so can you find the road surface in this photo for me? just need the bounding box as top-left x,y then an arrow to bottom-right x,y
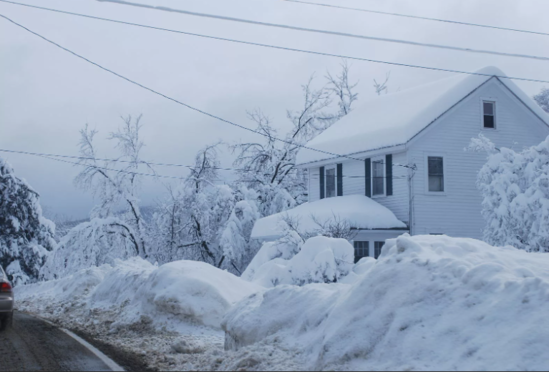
0,312 -> 117,371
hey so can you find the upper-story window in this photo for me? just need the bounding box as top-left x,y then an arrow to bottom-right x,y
428,156 -> 444,192
372,159 -> 384,196
483,101 -> 496,128
326,167 -> 336,198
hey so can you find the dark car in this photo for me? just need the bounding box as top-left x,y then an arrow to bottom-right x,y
0,266 -> 14,330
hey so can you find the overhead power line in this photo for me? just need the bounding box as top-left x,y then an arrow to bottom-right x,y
88,0 -> 549,62
1,2 -> 548,85
0,148 -> 405,180
0,14 -> 367,165
1,13 -> 404,167
0,147 -> 299,175
281,0 -> 549,38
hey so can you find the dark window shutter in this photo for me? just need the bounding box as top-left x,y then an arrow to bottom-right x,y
365,159 -> 371,197
386,154 -> 393,196
320,166 -> 325,199
337,163 -> 343,196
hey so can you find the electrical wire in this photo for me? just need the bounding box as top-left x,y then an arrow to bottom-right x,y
0,2 -> 548,84
88,0 -> 549,62
0,13 -> 377,167
0,148 -> 408,180
281,0 -> 549,38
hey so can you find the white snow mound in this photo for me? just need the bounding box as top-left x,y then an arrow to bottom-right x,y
251,195 -> 406,240
224,235 -> 549,371
17,257 -> 261,330
243,236 -> 355,287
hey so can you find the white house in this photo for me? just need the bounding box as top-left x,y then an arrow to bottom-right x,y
251,66 -> 549,262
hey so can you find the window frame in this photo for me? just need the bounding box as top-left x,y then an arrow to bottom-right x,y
371,156 -> 386,198
324,165 -> 337,198
374,241 -> 384,259
353,241 -> 370,263
480,98 -> 498,130
424,154 -> 447,195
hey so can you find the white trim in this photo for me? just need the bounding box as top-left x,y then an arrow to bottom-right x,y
371,156 -> 386,198
424,153 -> 447,195
480,97 -> 498,130
295,145 -> 407,168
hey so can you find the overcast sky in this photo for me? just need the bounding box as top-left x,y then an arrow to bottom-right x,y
1,0 -> 548,220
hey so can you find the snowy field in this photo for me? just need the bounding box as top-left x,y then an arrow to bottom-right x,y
16,235 -> 549,371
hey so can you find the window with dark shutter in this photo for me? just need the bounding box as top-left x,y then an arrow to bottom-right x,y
365,159 -> 371,197
326,168 -> 336,198
320,166 -> 325,199
374,241 -> 384,259
372,160 -> 384,196
483,101 -> 495,128
353,241 -> 369,263
386,154 -> 393,196
337,163 -> 343,196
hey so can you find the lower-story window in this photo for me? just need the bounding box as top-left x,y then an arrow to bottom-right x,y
353,241 -> 369,263
374,241 -> 384,259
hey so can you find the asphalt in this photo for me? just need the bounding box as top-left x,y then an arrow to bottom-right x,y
0,312 -> 114,371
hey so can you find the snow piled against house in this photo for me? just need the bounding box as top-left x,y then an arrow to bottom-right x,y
224,234 -> 549,371
18,257 -> 260,330
242,236 -> 355,287
251,195 -> 406,239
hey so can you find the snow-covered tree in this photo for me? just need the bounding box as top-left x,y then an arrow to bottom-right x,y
0,157 -> 56,285
232,63 -> 360,218
470,134 -> 549,252
42,116 -> 156,279
219,187 -> 261,273
534,87 -> 549,113
75,116 -> 151,257
40,217 -> 139,280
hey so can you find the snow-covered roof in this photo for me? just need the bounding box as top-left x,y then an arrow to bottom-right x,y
296,66 -> 549,165
251,195 -> 407,240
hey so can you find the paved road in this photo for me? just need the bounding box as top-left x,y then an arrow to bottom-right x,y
0,312 -> 115,371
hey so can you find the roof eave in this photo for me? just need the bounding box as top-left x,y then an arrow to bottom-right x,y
295,143 -> 407,168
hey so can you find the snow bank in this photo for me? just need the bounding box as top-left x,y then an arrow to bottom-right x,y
251,195 -> 406,240
224,235 -> 549,370
18,257 -> 261,330
243,236 -> 355,287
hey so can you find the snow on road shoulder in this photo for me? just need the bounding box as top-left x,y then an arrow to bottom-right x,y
15,257 -> 305,371
18,257 -> 260,331
224,234 -> 549,371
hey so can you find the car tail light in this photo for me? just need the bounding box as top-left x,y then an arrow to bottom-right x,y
0,282 -> 12,293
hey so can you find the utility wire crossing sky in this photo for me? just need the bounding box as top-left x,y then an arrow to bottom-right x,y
95,0 -> 549,62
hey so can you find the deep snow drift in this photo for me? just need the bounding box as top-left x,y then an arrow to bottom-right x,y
18,257 -> 259,330
224,234 -> 549,371
243,236 -> 355,287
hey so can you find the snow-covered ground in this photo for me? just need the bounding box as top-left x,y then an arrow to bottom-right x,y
16,235 -> 549,371
225,235 -> 549,370
15,257 -> 304,371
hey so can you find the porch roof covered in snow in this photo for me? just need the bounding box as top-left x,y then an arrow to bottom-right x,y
251,195 -> 407,240
296,66 -> 549,166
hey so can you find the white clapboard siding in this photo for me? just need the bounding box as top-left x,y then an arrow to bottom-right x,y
408,78 -> 549,238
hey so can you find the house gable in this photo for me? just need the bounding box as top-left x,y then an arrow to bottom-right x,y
407,77 -> 549,238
